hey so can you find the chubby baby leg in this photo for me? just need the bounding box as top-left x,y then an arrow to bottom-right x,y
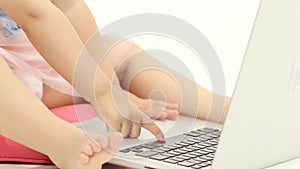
98,37 -> 180,120
0,55 -> 123,169
41,81 -> 123,168
42,84 -> 87,109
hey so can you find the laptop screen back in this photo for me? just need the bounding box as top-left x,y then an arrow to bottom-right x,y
212,0 -> 300,168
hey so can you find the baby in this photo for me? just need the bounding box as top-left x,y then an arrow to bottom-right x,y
0,0 -> 230,168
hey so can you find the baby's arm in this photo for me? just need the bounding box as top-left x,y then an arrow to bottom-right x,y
52,0 -> 174,138
0,0 -> 164,140
51,0 -> 117,83
0,0 -> 84,84
51,0 -> 100,43
51,0 -> 118,83
0,0 -> 109,103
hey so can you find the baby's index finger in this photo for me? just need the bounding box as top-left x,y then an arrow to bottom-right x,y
142,120 -> 165,142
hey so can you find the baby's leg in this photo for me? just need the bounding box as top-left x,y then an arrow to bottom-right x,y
0,55 -> 122,169
99,40 -> 179,120
110,43 -> 230,123
41,84 -> 87,109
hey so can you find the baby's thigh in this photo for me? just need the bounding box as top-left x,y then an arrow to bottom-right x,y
41,84 -> 86,109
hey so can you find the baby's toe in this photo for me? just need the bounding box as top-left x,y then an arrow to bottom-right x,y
82,145 -> 93,156
155,112 -> 168,120
166,109 -> 179,119
166,103 -> 179,110
80,153 -> 90,164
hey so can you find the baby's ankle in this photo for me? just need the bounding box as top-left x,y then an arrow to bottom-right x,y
48,127 -> 88,168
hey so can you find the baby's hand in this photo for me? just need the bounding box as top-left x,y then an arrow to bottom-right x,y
93,85 -> 165,141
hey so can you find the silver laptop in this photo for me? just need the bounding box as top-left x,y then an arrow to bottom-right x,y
76,0 -> 300,168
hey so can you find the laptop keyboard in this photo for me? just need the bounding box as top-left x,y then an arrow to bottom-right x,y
119,127 -> 221,169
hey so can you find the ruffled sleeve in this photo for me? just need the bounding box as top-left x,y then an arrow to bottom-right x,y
0,9 -> 21,37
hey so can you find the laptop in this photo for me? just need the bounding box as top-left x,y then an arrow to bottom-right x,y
75,0 -> 300,168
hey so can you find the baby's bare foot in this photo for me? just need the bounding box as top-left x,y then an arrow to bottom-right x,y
50,130 -> 123,169
80,145 -> 93,164
79,132 -> 123,168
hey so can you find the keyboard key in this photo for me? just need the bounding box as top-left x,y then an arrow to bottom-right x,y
196,129 -> 210,133
203,155 -> 213,161
201,161 -> 213,167
206,153 -> 215,159
193,143 -> 206,149
179,147 -> 194,152
207,133 -> 220,139
183,153 -> 197,159
181,140 -> 196,145
189,151 -> 205,157
167,144 -> 182,149
164,158 -> 179,164
136,150 -> 158,157
193,137 -> 209,142
167,150 -> 182,156
171,144 -> 184,149
175,142 -> 190,147
161,152 -> 176,158
211,130 -> 222,135
131,149 -> 143,153
192,164 -> 203,169
173,149 -> 188,154
165,134 -> 189,145
191,130 -> 207,135
202,147 -> 215,153
150,141 -> 166,145
187,159 -> 203,164
187,138 -> 200,143
202,127 -> 219,132
150,154 -> 170,160
131,145 -> 143,150
178,161 -> 197,167
199,155 -> 213,161
161,152 -> 175,157
206,160 -> 213,165
196,149 -> 210,155
172,143 -> 184,148
152,147 -> 170,153
185,132 -> 202,137
201,142 -> 213,147
199,135 -> 212,141
209,139 -> 220,144
168,157 -> 186,162
119,148 -> 130,153
177,154 -> 192,160
186,145 -> 200,151
193,156 -> 209,163
141,143 -> 163,149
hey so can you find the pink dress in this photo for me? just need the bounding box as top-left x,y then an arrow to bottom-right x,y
0,15 -> 79,99
0,10 -> 134,100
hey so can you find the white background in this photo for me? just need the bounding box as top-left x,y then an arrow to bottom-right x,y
85,0 -> 261,96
